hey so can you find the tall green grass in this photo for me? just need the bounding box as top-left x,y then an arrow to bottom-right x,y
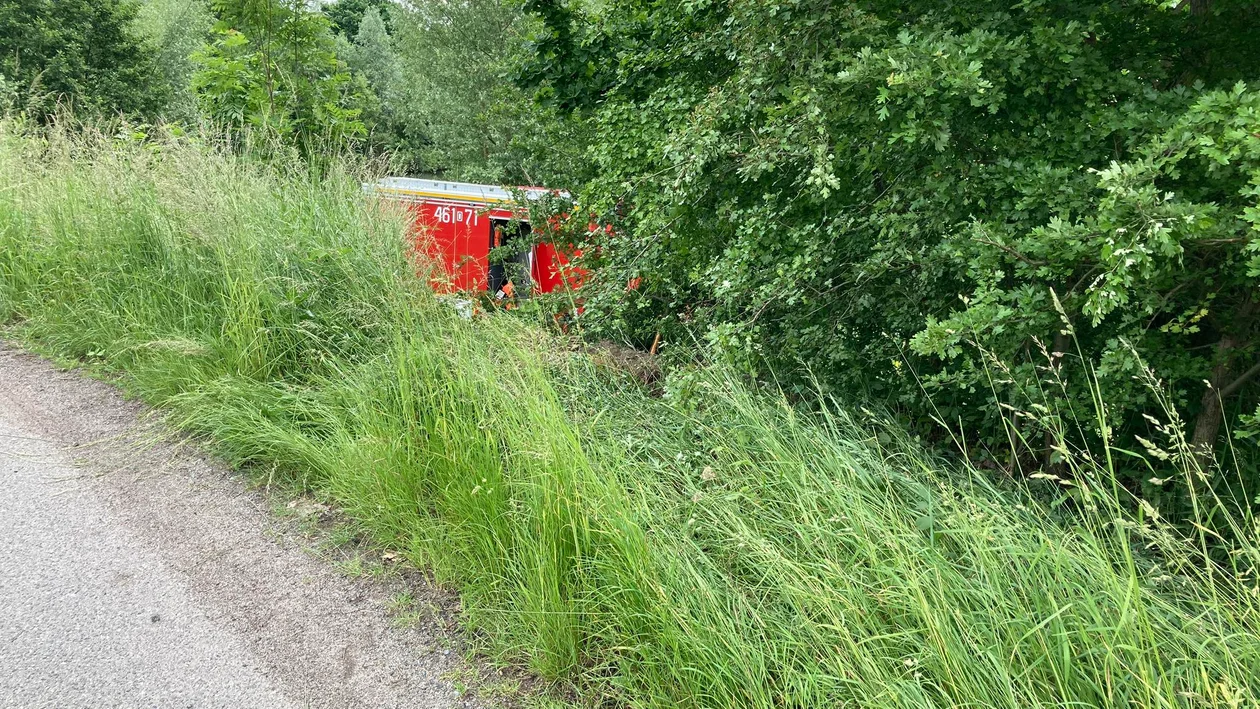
3,121 -> 1260,707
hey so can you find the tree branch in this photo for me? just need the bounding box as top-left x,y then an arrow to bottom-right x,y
1145,281 -> 1194,332
1194,238 -> 1252,247
972,238 -> 1047,267
1220,358 -> 1260,399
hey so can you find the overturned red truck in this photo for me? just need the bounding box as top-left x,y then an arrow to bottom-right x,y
371,177 -> 583,303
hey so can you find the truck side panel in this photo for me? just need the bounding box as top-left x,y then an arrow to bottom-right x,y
533,242 -> 585,294
398,191 -> 580,297
410,200 -> 491,293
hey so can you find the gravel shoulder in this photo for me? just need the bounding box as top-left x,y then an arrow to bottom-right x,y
0,343 -> 483,709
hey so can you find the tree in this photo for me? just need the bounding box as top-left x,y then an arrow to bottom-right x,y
389,0 -> 587,183
135,0 -> 215,123
344,7 -> 396,99
192,0 -> 367,151
0,0 -> 170,118
323,0 -> 391,40
340,6 -> 401,158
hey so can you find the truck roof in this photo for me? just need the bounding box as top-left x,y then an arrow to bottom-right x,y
370,177 -> 566,206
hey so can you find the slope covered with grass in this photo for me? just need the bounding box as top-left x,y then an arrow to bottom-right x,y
3,123 -> 1259,708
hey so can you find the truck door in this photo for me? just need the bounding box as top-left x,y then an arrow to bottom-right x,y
488,219 -> 533,301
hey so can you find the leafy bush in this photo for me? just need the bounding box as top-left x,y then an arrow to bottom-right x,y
519,0 -> 1260,509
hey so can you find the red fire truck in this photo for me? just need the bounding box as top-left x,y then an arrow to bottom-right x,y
372,177 -> 581,301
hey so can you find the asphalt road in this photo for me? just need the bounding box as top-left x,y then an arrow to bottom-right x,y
0,345 -> 476,709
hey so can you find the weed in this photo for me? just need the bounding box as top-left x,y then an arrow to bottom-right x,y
386,590 -> 429,628
324,522 -> 361,550
334,556 -> 367,578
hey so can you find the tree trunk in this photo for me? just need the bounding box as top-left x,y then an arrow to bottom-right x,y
1190,297 -> 1256,470
1191,333 -> 1240,471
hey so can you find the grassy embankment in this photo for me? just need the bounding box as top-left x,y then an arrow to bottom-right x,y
2,123 -> 1260,708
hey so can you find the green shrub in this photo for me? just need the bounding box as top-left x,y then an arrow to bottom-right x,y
518,0 -> 1260,511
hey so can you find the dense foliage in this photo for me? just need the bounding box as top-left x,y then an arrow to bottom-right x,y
192,0 -> 369,151
324,0 -> 391,39
385,0 -> 589,182
1,0 -> 586,180
519,0 -> 1260,499
0,0 -> 169,117
135,0 -> 214,122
